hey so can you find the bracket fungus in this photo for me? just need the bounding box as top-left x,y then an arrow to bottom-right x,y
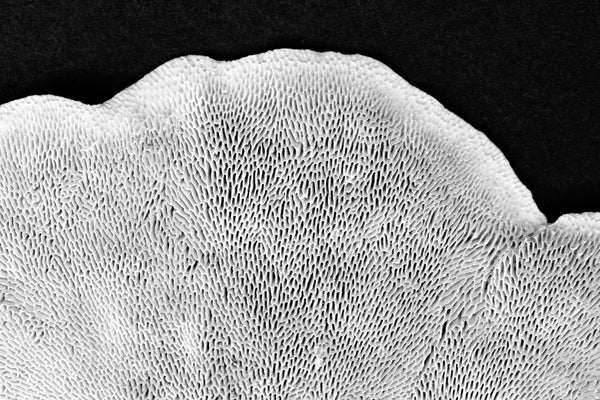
0,49 -> 599,399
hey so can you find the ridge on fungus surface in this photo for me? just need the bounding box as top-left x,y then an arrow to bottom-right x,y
0,49 -> 599,399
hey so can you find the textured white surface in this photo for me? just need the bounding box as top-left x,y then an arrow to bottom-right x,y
0,49 -> 598,399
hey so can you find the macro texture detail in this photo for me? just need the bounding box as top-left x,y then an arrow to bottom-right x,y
0,49 -> 598,399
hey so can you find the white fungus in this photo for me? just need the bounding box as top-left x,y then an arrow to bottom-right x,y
0,49 -> 599,399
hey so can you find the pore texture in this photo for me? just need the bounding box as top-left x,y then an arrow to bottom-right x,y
0,49 -> 599,399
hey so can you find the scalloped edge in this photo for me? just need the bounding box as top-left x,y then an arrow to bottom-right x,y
4,48 -> 592,232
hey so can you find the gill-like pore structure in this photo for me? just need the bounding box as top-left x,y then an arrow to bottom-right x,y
0,49 -> 599,399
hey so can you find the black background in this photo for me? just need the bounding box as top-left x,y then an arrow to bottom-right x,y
0,1 -> 598,223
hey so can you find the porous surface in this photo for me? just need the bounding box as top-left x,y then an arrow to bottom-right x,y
0,49 -> 598,399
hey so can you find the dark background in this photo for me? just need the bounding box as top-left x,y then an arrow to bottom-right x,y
0,1 -> 597,223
